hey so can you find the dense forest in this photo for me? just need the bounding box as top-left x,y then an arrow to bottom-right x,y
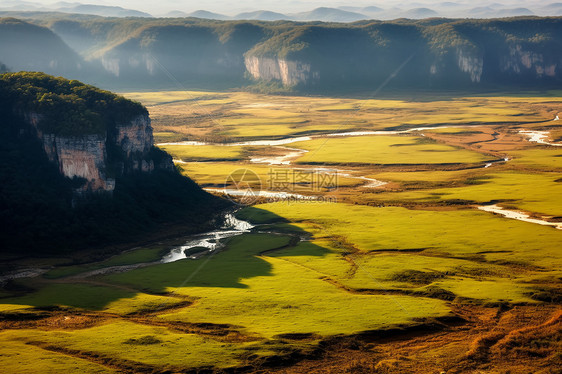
0,73 -> 230,255
1,72 -> 146,135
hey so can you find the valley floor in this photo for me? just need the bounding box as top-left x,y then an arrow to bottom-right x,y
1,90 -> 561,373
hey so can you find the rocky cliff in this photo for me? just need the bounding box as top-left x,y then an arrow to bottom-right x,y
25,112 -> 171,194
244,56 -> 318,86
0,72 -> 228,254
2,72 -> 173,196
501,44 -> 559,78
239,18 -> 562,90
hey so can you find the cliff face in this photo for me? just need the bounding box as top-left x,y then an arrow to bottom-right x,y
0,72 -> 229,254
245,44 -> 560,88
113,114 -> 156,174
25,112 -> 169,194
501,44 -> 558,78
240,19 -> 562,89
244,56 -> 318,86
46,134 -> 114,192
455,47 -> 484,83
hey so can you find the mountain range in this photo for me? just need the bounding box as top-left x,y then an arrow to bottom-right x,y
2,2 -> 562,21
2,13 -> 561,92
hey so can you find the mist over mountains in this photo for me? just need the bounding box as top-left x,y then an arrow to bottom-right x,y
1,13 -> 561,92
2,1 -> 562,21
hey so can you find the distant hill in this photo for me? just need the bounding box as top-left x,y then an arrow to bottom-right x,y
0,72 -> 228,254
188,10 -> 230,20
1,2 -> 559,20
543,2 -> 562,10
539,3 -> 562,16
337,6 -> 363,13
244,17 -> 562,90
501,8 -> 535,17
401,8 -> 439,18
56,4 -> 153,18
294,7 -> 369,22
2,15 -> 562,92
437,2 -> 462,8
165,10 -> 189,17
468,6 -> 534,17
468,6 -> 497,16
235,10 -> 290,21
0,18 -> 86,78
363,6 -> 384,13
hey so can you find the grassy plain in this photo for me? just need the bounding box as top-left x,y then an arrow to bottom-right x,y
43,246 -> 165,279
123,91 -> 560,143
159,144 -> 246,161
239,202 -> 561,303
291,135 -> 492,165
176,161 -> 363,189
360,171 -> 562,216
510,148 -> 562,170
105,234 -> 448,338
2,90 -> 561,373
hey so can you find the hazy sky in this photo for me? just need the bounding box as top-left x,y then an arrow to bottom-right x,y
5,0 -> 554,15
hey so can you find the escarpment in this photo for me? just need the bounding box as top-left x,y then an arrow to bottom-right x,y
244,56 -> 317,86
0,72 -> 228,254
4,16 -> 562,91
3,72 -> 173,196
244,36 -> 561,89
24,111 -> 171,194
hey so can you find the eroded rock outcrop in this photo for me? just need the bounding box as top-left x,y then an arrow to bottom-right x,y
456,47 -> 484,83
245,56 -> 318,86
501,44 -> 558,78
24,112 -> 170,195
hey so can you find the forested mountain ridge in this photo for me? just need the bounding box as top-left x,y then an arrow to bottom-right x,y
0,18 -> 86,79
0,72 -> 229,254
1,14 -> 561,91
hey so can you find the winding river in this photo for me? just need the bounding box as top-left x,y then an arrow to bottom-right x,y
160,125 -> 499,192
478,205 -> 562,230
4,127 -> 558,283
161,214 -> 254,263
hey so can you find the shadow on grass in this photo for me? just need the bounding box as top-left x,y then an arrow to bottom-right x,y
1,208 -> 330,311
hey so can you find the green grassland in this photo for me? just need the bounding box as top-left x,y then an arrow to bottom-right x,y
123,90 -> 232,106
122,91 -> 556,142
0,337 -> 117,374
240,203 -> 562,269
0,233 -> 449,370
358,171 -> 562,216
43,247 -> 165,279
239,202 -> 562,303
176,161 -> 363,189
369,169 -> 476,182
0,321 -> 249,370
510,148 -> 562,170
2,90 -> 561,372
291,135 -> 493,165
0,282 -> 187,315
159,144 -> 246,161
104,234 -> 449,338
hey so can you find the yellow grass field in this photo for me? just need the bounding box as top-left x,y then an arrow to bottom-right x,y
2,89 -> 561,373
